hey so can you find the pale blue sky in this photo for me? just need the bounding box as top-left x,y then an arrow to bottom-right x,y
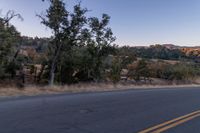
1,0 -> 200,46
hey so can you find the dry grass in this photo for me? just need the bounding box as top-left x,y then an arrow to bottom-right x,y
0,81 -> 199,97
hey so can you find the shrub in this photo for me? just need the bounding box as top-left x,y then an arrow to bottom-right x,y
109,58 -> 122,83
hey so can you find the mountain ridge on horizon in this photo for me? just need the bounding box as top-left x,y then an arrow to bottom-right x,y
131,44 -> 200,49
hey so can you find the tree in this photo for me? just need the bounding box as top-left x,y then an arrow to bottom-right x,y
39,0 -> 116,85
118,46 -> 137,68
58,3 -> 88,84
0,10 -> 22,79
109,57 -> 122,83
1,10 -> 23,25
87,14 -> 116,81
39,0 -> 90,85
38,0 -> 68,85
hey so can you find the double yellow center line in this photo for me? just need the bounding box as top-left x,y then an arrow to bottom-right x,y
139,110 -> 200,133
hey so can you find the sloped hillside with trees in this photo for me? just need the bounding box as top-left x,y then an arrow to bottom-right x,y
0,0 -> 199,90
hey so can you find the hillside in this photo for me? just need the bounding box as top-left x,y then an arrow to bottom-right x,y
181,47 -> 200,57
129,44 -> 200,61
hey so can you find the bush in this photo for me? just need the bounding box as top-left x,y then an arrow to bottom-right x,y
128,59 -> 150,82
150,62 -> 197,81
109,58 -> 122,83
0,65 -> 5,79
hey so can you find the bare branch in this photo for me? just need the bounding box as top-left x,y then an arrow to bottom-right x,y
3,10 -> 23,25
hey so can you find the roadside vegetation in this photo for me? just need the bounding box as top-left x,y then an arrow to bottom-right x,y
0,0 -> 200,93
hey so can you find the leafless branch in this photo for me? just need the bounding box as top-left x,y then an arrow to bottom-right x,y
3,10 -> 23,25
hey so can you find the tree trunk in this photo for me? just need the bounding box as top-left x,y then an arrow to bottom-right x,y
49,72 -> 55,86
37,64 -> 45,83
48,40 -> 63,86
49,60 -> 56,86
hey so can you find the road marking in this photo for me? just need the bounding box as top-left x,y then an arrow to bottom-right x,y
139,110 -> 200,133
153,113 -> 200,133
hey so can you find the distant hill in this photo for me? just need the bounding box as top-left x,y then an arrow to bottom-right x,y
181,47 -> 200,58
162,44 -> 200,58
21,36 -> 49,53
162,44 -> 180,49
125,44 -> 200,61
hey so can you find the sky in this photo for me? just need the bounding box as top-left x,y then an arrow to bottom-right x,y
1,0 -> 200,46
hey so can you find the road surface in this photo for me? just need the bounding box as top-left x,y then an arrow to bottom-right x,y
0,87 -> 200,133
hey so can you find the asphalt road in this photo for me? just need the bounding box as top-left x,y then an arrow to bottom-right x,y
0,87 -> 200,133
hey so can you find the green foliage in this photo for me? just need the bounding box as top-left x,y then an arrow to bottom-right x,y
86,14 -> 116,81
5,61 -> 20,78
1,2 -> 199,86
39,0 -> 116,85
165,63 -> 197,80
0,11 -> 22,79
119,45 -> 185,60
21,36 -> 49,53
149,61 -> 199,81
128,59 -> 150,82
39,0 -> 70,85
117,46 -> 137,68
0,24 -> 20,65
0,65 -> 5,79
109,58 -> 122,83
